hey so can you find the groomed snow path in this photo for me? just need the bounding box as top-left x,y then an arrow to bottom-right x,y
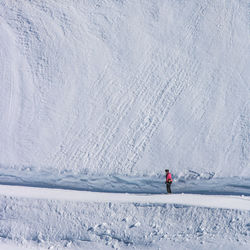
1,184 -> 250,211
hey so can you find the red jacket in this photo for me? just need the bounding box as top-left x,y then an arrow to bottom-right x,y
166,173 -> 172,183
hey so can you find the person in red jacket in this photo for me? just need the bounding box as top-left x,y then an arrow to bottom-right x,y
165,169 -> 173,193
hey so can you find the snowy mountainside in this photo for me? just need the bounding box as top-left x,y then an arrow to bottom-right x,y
0,1 -> 250,249
0,1 -> 249,180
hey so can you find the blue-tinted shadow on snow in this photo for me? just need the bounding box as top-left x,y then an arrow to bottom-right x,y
0,166 -> 249,196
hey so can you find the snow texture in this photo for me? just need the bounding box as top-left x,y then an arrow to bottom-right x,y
0,185 -> 250,250
0,0 -> 249,249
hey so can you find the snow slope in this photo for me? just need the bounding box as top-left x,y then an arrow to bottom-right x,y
0,0 -> 250,249
0,0 -> 249,179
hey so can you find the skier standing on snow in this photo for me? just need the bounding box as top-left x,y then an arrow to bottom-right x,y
165,169 -> 173,194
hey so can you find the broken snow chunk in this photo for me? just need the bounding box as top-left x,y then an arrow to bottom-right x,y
135,221 -> 141,227
130,221 -> 141,228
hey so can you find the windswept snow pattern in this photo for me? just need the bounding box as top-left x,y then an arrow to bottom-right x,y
0,0 -> 249,177
0,0 -> 250,249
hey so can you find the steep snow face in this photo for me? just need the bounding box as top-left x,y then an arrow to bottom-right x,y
0,0 -> 249,178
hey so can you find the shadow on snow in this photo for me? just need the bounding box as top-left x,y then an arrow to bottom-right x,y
0,166 -> 250,196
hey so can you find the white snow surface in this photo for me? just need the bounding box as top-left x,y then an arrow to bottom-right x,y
0,0 -> 249,177
0,0 -> 250,249
0,184 -> 250,250
1,184 -> 250,211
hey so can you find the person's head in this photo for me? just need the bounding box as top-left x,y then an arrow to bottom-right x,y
165,169 -> 169,173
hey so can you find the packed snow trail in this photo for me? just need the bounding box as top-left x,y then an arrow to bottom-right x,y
0,184 -> 250,211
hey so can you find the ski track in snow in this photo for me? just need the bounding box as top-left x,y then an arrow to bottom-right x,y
51,1 -> 208,173
1,0 -> 248,176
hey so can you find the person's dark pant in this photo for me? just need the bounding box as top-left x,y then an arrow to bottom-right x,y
166,183 -> 172,193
